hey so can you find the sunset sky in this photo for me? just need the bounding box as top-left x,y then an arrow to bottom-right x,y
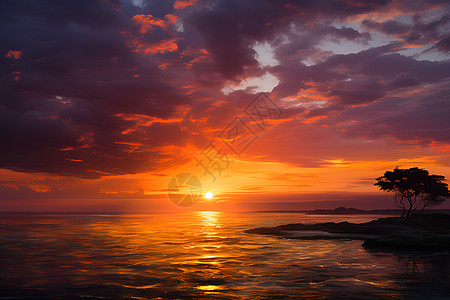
1,0 -> 449,212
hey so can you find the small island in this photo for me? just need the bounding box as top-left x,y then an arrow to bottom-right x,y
245,213 -> 450,249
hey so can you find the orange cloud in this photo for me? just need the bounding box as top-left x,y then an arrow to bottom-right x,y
6,50 -> 22,59
132,13 -> 178,33
126,14 -> 180,55
116,113 -> 184,135
132,14 -> 165,33
138,39 -> 178,55
12,71 -> 22,81
174,0 -> 197,10
125,35 -> 178,55
158,62 -> 169,70
181,47 -> 211,68
302,115 -> 328,124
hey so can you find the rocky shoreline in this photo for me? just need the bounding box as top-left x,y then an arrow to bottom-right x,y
245,214 -> 450,249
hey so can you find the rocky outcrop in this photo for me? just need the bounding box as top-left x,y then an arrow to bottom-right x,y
245,214 -> 450,249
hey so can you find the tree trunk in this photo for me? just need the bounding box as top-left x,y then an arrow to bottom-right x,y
411,195 -> 416,215
397,195 -> 406,219
399,199 -> 406,218
406,197 -> 413,219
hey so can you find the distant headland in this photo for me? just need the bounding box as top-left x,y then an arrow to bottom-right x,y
256,207 -> 450,215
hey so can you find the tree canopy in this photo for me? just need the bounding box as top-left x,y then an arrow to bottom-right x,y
374,167 -> 449,218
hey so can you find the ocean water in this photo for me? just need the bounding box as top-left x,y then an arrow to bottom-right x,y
0,212 -> 449,299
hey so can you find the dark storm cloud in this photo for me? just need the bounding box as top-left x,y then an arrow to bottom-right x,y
336,87 -> 450,144
185,0 -> 292,78
272,43 -> 450,104
433,35 -> 450,52
318,80 -> 450,145
183,0 -> 387,78
362,19 -> 410,35
362,12 -> 450,50
0,0 -> 123,29
321,51 -> 450,105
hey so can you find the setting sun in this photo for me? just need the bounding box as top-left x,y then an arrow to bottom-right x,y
205,191 -> 214,200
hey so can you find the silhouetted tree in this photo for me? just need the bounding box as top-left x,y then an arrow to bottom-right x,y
374,167 -> 450,218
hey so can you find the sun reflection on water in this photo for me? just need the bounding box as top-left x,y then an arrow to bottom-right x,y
197,284 -> 223,291
197,211 -> 221,237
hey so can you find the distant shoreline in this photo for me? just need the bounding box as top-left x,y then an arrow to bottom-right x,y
254,207 -> 450,215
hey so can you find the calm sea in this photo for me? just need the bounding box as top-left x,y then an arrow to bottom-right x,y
0,212 -> 449,299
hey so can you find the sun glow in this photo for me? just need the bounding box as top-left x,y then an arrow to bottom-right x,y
205,191 -> 214,199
